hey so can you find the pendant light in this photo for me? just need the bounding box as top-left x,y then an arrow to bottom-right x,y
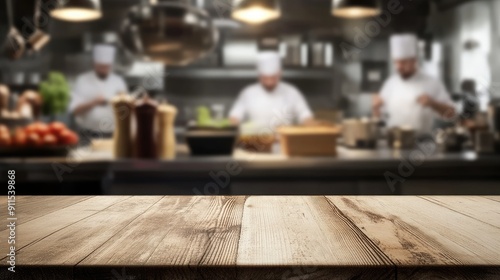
332,0 -> 381,18
50,0 -> 102,22
232,0 -> 280,25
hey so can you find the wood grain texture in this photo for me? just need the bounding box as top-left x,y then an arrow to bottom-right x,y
78,196 -> 246,280
327,196 -> 500,279
2,196 -> 500,280
0,196 -> 130,259
0,196 -> 92,225
237,196 -> 394,279
12,196 -> 162,266
421,196 -> 500,228
485,196 -> 500,203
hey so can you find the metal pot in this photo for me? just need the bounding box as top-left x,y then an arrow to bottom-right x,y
120,1 -> 219,66
343,118 -> 379,149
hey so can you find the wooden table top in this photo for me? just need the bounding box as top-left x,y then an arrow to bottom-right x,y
1,196 -> 499,280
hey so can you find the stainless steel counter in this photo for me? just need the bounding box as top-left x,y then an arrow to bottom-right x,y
1,144 -> 500,195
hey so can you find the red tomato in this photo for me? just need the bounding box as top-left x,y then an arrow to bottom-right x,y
49,122 -> 66,136
58,130 -> 79,145
24,123 -> 37,134
34,123 -> 50,137
42,134 -> 58,146
0,124 -> 8,135
0,133 -> 11,147
26,133 -> 42,147
13,129 -> 27,147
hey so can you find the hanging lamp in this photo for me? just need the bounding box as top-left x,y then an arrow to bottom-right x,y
50,0 -> 102,22
332,0 -> 381,18
232,0 -> 280,25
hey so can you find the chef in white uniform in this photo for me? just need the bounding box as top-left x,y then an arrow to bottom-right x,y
69,44 -> 127,137
373,34 -> 456,135
229,51 -> 314,130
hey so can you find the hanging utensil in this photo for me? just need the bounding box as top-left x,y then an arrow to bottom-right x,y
3,0 -> 25,60
26,0 -> 51,54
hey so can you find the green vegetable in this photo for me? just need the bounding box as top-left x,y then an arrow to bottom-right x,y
196,106 -> 212,126
39,72 -> 70,116
196,106 -> 231,128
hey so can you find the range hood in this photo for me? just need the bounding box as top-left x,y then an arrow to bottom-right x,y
120,0 -> 219,66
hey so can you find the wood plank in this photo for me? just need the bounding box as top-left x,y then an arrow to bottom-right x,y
77,196 -> 246,280
485,196 -> 500,203
236,196 -> 394,280
0,196 -> 131,260
327,196 -> 500,279
0,196 -> 94,224
421,196 -> 500,228
7,196 -> 162,268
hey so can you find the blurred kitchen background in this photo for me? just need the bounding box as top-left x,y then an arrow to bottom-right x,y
1,0 -> 499,124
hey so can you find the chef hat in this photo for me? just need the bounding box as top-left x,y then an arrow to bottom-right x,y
256,51 -> 282,76
93,44 -> 116,65
390,33 -> 418,60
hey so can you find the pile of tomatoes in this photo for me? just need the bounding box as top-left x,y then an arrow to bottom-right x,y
0,122 -> 79,147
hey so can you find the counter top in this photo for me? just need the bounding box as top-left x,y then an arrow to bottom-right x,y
2,143 -> 500,170
3,143 -> 500,195
1,196 -> 499,279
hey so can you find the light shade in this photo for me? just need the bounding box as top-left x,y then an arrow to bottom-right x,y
232,0 -> 280,25
50,0 -> 102,22
332,0 -> 381,18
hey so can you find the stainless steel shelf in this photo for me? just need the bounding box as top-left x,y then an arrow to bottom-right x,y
165,67 -> 334,79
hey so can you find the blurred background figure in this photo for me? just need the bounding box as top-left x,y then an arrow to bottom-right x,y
373,34 -> 456,136
229,51 -> 314,132
69,44 -> 127,139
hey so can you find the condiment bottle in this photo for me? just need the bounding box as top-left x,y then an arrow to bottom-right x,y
111,92 -> 133,158
157,101 -> 178,159
134,93 -> 158,159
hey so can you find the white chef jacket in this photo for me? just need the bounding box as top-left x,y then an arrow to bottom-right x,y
380,70 -> 454,134
229,82 -> 313,130
69,71 -> 127,133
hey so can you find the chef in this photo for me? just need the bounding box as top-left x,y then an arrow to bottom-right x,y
69,44 -> 127,137
373,34 -> 456,135
229,51 -> 314,130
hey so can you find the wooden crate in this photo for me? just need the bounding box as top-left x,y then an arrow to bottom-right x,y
278,126 -> 341,156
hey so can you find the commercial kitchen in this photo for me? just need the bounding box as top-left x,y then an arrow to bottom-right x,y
1,0 -> 499,196
0,1 -> 500,279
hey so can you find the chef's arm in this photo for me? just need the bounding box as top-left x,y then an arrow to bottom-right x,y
372,94 -> 384,118
417,95 -> 456,119
72,96 -> 107,116
229,117 -> 240,125
228,91 -> 246,125
429,99 -> 456,119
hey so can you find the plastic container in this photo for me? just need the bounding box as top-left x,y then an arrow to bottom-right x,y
278,126 -> 341,156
